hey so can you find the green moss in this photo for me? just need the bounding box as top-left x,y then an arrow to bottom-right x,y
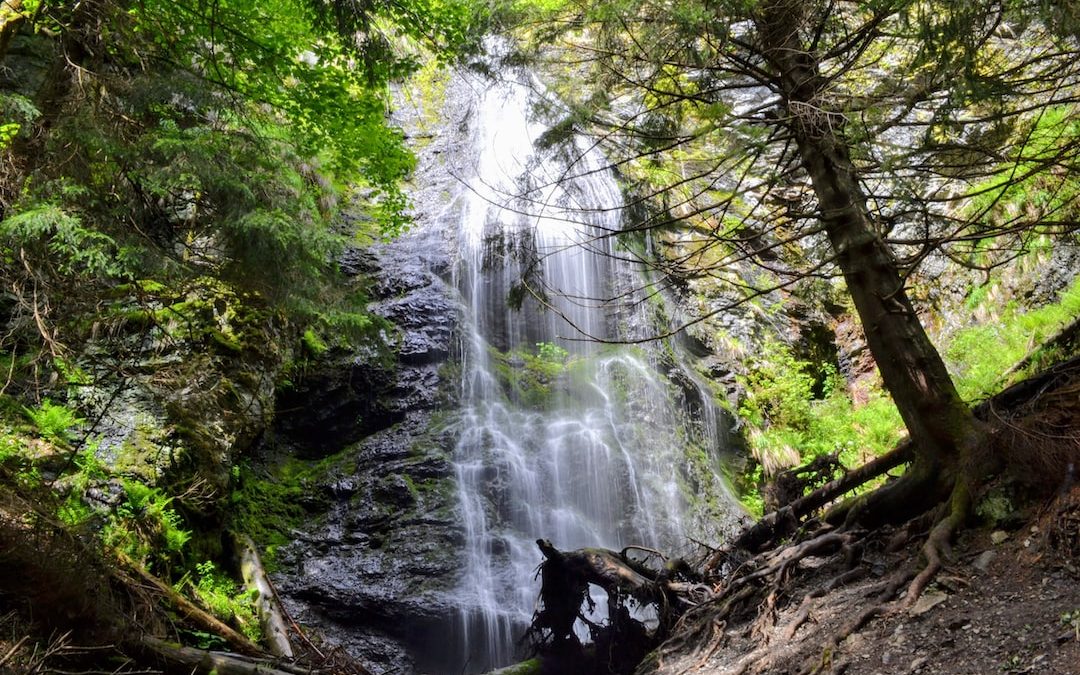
228,451 -> 352,563
209,328 -> 244,353
975,487 -> 1016,527
114,417 -> 173,481
106,276 -> 281,360
488,658 -> 542,675
399,473 -> 420,499
229,465 -> 308,558
489,342 -> 582,409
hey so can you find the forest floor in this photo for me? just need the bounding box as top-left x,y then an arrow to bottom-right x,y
652,492 -> 1080,675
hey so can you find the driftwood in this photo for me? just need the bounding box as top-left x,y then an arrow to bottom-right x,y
237,533 -> 294,658
529,540 -> 709,648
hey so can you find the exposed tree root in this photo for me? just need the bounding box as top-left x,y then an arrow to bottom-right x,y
529,358 -> 1080,669
903,479 -> 972,608
735,531 -> 855,587
521,358 -> 1080,674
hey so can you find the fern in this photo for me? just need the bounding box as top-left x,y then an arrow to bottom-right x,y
2,203 -> 128,278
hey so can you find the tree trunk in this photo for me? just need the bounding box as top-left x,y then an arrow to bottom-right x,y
753,1 -> 983,516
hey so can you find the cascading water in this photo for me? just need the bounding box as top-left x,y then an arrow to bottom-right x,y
445,67 -> 742,673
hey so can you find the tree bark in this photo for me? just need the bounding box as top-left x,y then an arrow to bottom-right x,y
237,534 -> 294,659
753,1 -> 983,510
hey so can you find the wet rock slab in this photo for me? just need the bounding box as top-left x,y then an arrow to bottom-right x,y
272,210 -> 466,672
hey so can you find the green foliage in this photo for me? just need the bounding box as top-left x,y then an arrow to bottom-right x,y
118,0 -> 485,235
0,432 -> 42,489
301,328 -> 329,357
185,561 -> 259,641
0,122 -> 18,149
731,463 -> 765,518
55,447 -> 105,526
535,341 -> 569,363
53,357 -> 92,389
1,203 -> 129,279
0,92 -> 39,149
739,341 -> 816,432
947,276 -> 1080,400
290,293 -> 391,363
964,106 -> 1080,234
0,0 -> 486,368
104,479 -> 191,569
736,340 -> 904,508
24,399 -> 83,444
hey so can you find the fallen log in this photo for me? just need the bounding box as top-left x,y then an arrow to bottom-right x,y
115,554 -> 262,658
735,441 -> 913,553
237,533 -> 294,658
141,636 -> 303,675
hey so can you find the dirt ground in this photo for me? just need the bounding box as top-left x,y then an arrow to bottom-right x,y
651,495 -> 1080,675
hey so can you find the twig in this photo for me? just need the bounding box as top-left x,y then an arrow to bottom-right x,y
0,635 -> 28,668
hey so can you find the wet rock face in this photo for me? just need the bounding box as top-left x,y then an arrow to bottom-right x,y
274,345 -> 401,454
272,221 -> 464,674
275,411 -> 463,674
275,228 -> 456,454
271,70 -> 481,674
73,289 -> 280,506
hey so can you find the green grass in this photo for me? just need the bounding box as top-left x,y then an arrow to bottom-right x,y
946,276 -> 1080,401
735,340 -> 905,513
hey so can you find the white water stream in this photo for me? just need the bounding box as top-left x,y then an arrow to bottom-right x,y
446,70 -> 736,673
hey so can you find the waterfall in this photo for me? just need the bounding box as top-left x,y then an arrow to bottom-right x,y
443,67 -> 742,673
